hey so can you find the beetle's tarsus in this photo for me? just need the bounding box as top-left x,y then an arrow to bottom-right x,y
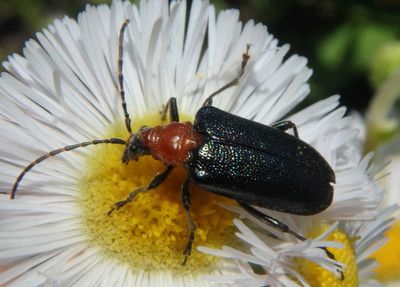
288,229 -> 306,241
108,187 -> 145,215
322,247 -> 345,280
182,231 -> 194,266
242,44 -> 251,70
182,255 -> 189,266
339,270 -> 344,280
182,230 -> 194,255
107,198 -> 131,216
107,207 -> 116,216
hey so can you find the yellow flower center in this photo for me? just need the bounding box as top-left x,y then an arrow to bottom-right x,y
371,219 -> 400,282
78,114 -> 237,274
296,226 -> 359,287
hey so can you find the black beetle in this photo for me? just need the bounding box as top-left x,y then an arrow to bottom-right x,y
11,20 -> 336,266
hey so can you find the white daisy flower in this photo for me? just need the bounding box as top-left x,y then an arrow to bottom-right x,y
199,205 -> 396,287
0,0 -> 391,286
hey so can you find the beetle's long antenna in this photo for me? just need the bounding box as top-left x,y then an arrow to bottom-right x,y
118,19 -> 132,134
10,138 -> 126,199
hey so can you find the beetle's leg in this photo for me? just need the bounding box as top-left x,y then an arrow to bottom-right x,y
238,202 -> 305,240
202,44 -> 251,106
108,165 -> 174,215
272,121 -> 299,138
160,97 -> 179,122
239,203 -> 344,278
181,176 -> 196,265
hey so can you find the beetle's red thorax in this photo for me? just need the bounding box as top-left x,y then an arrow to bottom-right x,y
140,122 -> 204,166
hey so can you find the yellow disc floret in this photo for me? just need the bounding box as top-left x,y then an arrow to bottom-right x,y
296,226 -> 359,287
78,114 -> 237,274
371,220 -> 400,282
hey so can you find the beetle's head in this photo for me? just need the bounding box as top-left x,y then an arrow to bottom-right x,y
122,126 -> 150,164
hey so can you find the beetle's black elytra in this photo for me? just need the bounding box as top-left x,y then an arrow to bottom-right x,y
189,105 -> 334,216
11,19 -> 341,276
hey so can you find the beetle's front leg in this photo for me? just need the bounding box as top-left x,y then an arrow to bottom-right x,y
181,176 -> 196,265
108,165 -> 174,215
272,121 -> 299,138
160,97 -> 179,122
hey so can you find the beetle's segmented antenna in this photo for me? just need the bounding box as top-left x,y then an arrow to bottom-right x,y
118,19 -> 132,134
10,138 -> 126,199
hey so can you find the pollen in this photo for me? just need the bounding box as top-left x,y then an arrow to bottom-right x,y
371,220 -> 400,282
296,226 -> 359,287
78,114 -> 237,274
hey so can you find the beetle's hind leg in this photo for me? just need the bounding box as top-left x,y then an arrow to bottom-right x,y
181,176 -> 196,265
272,121 -> 299,138
239,203 -> 344,279
238,202 -> 305,240
202,44 -> 251,107
108,165 -> 174,215
160,97 -> 179,122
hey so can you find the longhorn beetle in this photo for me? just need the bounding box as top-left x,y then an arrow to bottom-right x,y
11,20 -> 340,271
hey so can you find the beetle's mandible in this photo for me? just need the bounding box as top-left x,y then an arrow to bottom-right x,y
11,19 -> 337,267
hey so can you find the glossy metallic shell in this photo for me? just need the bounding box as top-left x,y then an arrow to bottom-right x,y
186,106 -> 335,215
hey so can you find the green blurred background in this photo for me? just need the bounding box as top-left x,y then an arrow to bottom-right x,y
1,0 -> 400,118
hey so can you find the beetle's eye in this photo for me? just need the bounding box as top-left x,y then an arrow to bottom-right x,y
126,135 -> 149,161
